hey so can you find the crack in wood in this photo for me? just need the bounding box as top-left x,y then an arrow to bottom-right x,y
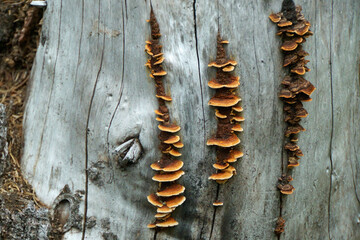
106,0 -> 127,157
328,1 -> 334,239
192,0 -> 206,153
193,1 -> 217,239
72,0 -> 85,97
350,144 -> 360,204
82,1 -> 106,238
209,185 -> 220,240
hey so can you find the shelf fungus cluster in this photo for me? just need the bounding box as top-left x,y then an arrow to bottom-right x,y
207,34 -> 243,206
270,0 -> 315,194
145,9 -> 185,229
270,0 -> 315,235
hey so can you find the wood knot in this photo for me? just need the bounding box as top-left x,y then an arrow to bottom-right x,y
113,138 -> 143,168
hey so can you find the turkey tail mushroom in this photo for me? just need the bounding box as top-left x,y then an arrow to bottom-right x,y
145,8 -> 185,228
270,0 -> 315,235
207,33 -> 244,205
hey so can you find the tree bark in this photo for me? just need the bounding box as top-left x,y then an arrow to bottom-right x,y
22,0 -> 360,239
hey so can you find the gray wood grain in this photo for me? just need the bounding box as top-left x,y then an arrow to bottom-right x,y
21,0 -> 360,239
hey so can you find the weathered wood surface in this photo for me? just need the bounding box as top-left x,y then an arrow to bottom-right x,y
22,0 -> 360,239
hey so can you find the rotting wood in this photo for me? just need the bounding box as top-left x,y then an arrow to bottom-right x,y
20,0 -> 360,239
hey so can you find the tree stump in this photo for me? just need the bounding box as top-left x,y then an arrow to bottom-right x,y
22,0 -> 360,239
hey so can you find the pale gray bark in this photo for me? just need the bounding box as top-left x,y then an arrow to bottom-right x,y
22,0 -> 360,239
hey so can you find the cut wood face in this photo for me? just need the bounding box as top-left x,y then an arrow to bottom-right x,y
21,0 -> 360,240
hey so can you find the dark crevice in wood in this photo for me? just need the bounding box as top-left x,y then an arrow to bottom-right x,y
192,0 -> 206,156
106,0 -> 126,155
124,0 -> 128,20
34,0 -> 63,176
353,18 -> 360,206
153,228 -> 158,240
209,185 -> 220,240
193,1 -> 217,238
327,1 -> 334,240
82,1 -> 106,239
350,145 -> 360,204
72,0 -> 84,97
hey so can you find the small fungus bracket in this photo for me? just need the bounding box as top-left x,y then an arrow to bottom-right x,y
50,185 -> 83,235
112,138 -> 143,168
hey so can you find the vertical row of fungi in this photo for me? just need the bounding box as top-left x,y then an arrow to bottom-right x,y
145,9 -> 186,228
270,0 -> 315,235
207,33 -> 244,206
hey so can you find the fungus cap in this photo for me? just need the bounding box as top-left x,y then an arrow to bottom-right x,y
155,213 -> 170,219
169,149 -> 182,157
145,44 -> 152,53
224,149 -> 244,163
222,65 -> 235,72
154,56 -> 165,65
279,89 -> 295,98
284,143 -> 300,151
156,116 -> 165,122
156,184 -> 185,197
232,106 -> 243,112
278,21 -> 293,27
147,223 -> 156,229
232,124 -> 243,132
269,13 -> 282,23
147,193 -> 163,207
150,159 -> 183,172
207,134 -> 240,148
280,185 -> 295,195
156,217 -> 178,227
208,95 -> 241,107
208,60 -> 237,68
281,41 -> 298,51
156,95 -> 172,101
215,109 -> 227,119
157,205 -> 174,214
153,70 -> 167,76
208,76 -> 240,89
213,162 -> 230,170
232,116 -> 245,122
173,141 -> 184,148
158,124 -> 181,133
291,66 -> 306,75
152,170 -> 185,182
163,135 -> 181,144
165,195 -> 186,208
213,201 -> 224,206
209,171 -> 233,181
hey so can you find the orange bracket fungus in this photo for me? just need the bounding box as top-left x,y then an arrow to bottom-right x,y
274,216 -> 286,235
270,0 -> 315,192
145,8 -> 185,228
270,0 -> 315,234
207,33 -> 243,206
